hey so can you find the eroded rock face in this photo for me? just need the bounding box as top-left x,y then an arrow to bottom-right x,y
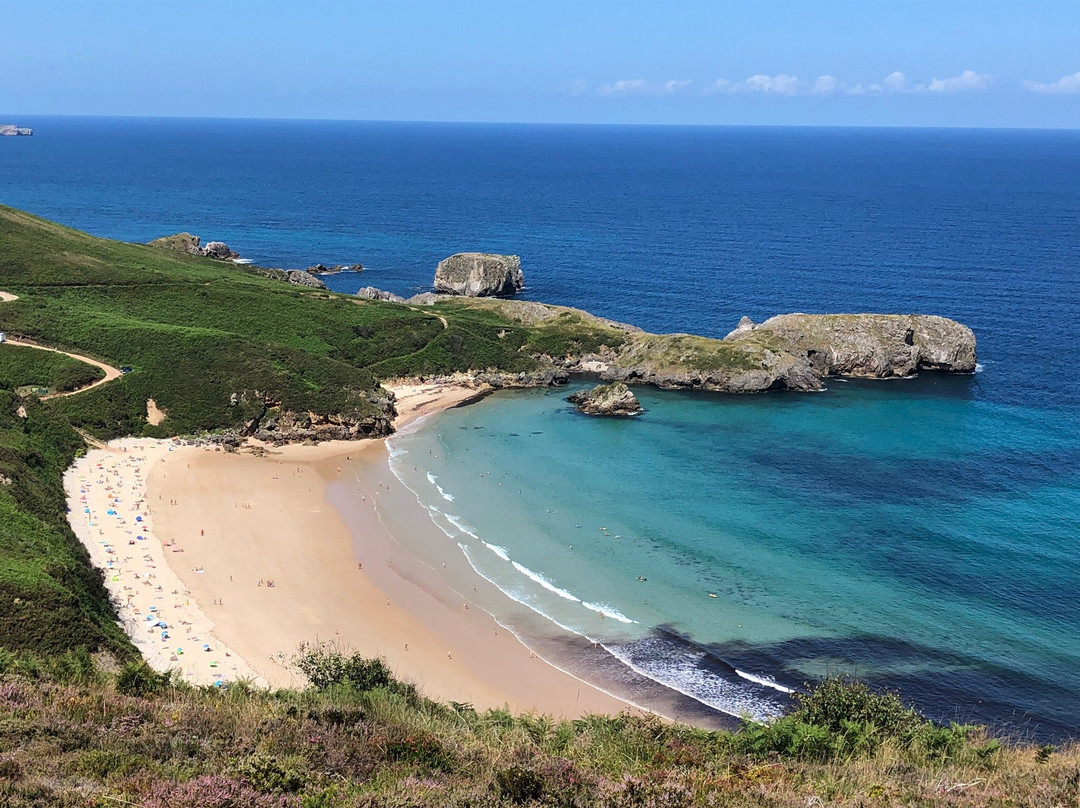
283,270 -> 327,289
434,253 -> 524,297
203,241 -> 238,260
567,382 -> 643,416
148,234 -> 239,260
356,287 -> 406,303
729,314 -> 977,378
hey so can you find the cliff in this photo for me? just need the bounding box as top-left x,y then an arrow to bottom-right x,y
416,297 -> 976,394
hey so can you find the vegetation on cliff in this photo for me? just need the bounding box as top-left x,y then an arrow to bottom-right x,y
0,649 -> 1070,808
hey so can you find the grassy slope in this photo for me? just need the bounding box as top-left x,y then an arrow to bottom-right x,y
0,664 -> 1070,808
0,345 -> 105,394
0,391 -> 132,659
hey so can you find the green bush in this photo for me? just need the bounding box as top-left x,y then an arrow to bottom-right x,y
116,661 -> 172,697
231,753 -> 307,794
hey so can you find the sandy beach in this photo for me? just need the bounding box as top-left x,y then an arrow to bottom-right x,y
65,382 -> 636,718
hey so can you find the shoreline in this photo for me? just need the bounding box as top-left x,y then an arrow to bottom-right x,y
65,383 -> 641,718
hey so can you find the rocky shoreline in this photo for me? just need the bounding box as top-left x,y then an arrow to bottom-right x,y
145,233 -> 977,437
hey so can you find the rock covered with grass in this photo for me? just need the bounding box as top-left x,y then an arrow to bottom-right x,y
567,382 -> 642,415
434,252 -> 524,297
726,313 -> 977,377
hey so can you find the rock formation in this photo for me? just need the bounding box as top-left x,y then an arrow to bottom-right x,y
148,233 -> 239,260
567,382 -> 642,416
308,263 -> 363,275
725,314 -> 977,377
282,270 -> 327,289
147,233 -> 205,255
203,241 -> 238,260
434,253 -> 524,297
356,287 -> 406,303
425,299 -> 976,396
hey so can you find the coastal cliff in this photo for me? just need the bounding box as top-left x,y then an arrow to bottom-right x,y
412,297 -> 976,395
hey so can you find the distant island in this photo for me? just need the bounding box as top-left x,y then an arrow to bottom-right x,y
0,124 -> 33,136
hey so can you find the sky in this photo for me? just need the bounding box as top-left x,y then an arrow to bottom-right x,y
3,0 -> 1080,128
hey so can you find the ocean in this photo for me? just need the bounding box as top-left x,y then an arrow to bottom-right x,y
2,117 -> 1078,739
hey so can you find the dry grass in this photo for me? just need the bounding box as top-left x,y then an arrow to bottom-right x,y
0,667 -> 1075,808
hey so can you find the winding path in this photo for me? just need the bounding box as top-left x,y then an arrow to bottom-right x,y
0,290 -> 124,398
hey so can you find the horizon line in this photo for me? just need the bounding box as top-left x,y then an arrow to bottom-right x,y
3,112 -> 1080,133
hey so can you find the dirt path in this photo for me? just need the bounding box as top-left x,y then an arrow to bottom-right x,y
1,289 -> 125,398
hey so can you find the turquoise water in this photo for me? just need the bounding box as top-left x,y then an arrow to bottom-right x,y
387,377 -> 1080,737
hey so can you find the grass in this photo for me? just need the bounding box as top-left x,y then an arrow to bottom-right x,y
0,344 -> 105,394
0,656 -> 1073,808
0,391 -> 133,659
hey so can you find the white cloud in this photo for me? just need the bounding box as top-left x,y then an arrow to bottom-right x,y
663,79 -> 694,93
1023,70 -> 1080,94
812,75 -> 841,95
883,71 -> 909,92
591,69 -> 992,99
926,69 -> 991,93
597,78 -> 692,96
710,74 -> 800,95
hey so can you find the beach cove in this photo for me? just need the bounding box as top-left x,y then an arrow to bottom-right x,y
64,382 -> 639,719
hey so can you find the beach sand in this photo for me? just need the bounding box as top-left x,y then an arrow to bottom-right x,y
66,383 -> 636,718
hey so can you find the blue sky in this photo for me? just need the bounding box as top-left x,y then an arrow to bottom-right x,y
3,0 -> 1080,127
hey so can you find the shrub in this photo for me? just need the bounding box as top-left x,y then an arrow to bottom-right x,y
232,753 -> 308,794
495,765 -> 544,804
791,675 -> 921,737
294,645 -> 394,692
116,661 -> 172,696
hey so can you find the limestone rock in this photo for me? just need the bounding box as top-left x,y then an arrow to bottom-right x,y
434,253 -> 524,297
356,287 -> 406,303
308,263 -> 362,275
567,382 -> 643,416
405,292 -> 444,305
203,241 -> 238,260
283,270 -> 327,289
728,314 -> 977,378
147,233 -> 203,255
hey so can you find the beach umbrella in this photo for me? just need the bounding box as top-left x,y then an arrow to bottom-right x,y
136,516 -> 142,522
160,631 -> 169,640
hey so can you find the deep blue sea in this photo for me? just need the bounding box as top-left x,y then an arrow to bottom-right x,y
2,117 -> 1078,738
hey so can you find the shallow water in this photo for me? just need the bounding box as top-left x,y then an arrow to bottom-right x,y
386,378 -> 1080,738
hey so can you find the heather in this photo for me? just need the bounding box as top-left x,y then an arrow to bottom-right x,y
0,653 -> 1073,808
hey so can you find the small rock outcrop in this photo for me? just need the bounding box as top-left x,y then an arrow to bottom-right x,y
434,253 -> 524,297
282,270 -> 327,289
567,382 -> 642,416
148,233 -> 240,261
147,233 -> 204,255
203,241 -> 238,260
356,287 -> 406,303
308,263 -> 362,275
